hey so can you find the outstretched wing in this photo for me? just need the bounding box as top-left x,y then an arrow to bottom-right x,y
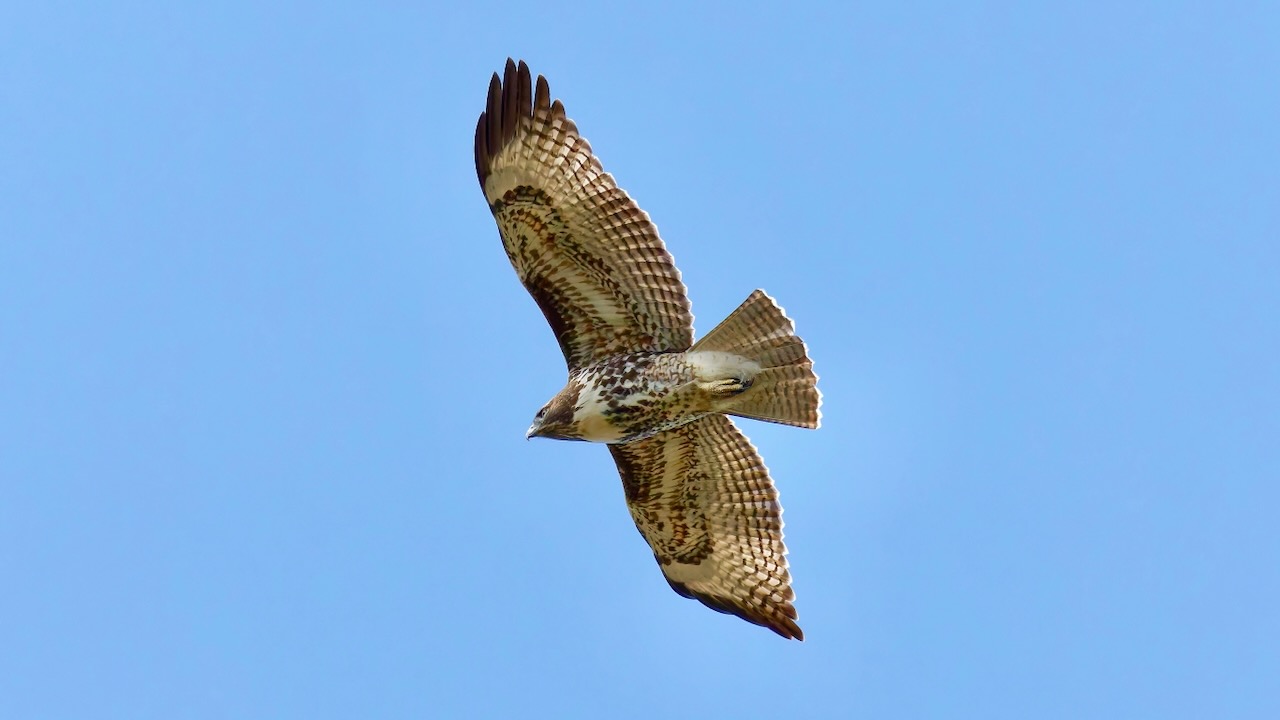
608,414 -> 802,640
475,59 -> 694,371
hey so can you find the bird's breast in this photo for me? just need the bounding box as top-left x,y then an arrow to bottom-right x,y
570,352 -> 709,443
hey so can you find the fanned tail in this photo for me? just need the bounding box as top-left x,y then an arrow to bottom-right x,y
692,290 -> 821,429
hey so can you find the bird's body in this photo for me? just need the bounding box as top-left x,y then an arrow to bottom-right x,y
530,349 -> 760,444
475,59 -> 821,640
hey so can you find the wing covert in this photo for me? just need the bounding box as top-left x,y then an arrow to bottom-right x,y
476,59 -> 694,370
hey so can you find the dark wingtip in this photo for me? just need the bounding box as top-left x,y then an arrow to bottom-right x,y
474,111 -> 488,190
476,58 -> 544,193
534,73 -> 551,113
477,69 -> 502,189
664,575 -> 804,641
501,59 -> 520,149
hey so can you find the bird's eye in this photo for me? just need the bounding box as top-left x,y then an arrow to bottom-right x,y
536,407 -> 548,418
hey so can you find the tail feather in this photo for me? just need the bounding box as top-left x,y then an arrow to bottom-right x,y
693,290 -> 821,429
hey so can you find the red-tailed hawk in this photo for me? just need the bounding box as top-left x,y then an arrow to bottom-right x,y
475,59 -> 821,640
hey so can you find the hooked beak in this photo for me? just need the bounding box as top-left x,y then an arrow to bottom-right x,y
525,421 -> 541,440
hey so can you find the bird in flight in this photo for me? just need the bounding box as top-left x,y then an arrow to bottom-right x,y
475,59 -> 821,639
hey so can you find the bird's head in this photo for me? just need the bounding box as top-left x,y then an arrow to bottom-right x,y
526,380 -> 586,441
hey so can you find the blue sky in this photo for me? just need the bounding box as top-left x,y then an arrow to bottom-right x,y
3,2 -> 1277,718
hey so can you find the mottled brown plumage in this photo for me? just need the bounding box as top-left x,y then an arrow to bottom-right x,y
477,59 -> 820,640
610,415 -> 801,639
475,60 -> 692,371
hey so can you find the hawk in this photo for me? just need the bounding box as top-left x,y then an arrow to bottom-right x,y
475,59 -> 821,640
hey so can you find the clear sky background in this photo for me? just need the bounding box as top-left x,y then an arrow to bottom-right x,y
3,2 -> 1277,718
